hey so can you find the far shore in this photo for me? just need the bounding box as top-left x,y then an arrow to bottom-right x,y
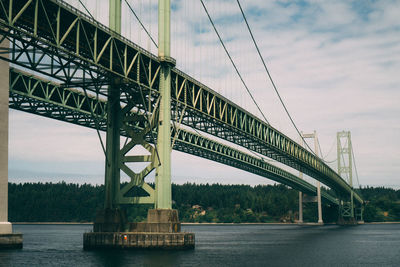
12,221 -> 400,225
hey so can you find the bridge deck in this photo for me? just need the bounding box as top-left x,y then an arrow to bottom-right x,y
0,0 -> 361,204
9,69 -> 339,205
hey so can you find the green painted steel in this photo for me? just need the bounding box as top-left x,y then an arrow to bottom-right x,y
337,131 -> 356,218
109,0 -> 121,34
337,131 -> 353,187
104,80 -> 121,208
104,0 -> 122,209
155,0 -> 173,209
0,0 -> 362,204
8,69 -> 339,205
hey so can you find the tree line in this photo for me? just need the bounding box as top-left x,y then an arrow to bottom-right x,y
8,182 -> 400,223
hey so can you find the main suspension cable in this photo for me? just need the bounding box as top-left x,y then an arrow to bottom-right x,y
317,137 -> 337,164
236,0 -> 319,155
78,0 -> 95,20
200,0 -> 270,125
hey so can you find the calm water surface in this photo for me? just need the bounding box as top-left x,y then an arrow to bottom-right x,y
0,224 -> 399,266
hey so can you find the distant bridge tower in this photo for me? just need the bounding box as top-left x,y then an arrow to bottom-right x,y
298,131 -> 323,224
337,131 -> 353,194
337,131 -> 357,222
337,130 -> 364,223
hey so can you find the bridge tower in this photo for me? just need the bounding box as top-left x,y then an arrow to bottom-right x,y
337,131 -> 363,223
0,38 -> 23,249
83,0 -> 194,249
298,131 -> 323,224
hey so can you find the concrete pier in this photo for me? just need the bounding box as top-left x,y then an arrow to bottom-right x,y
0,233 -> 23,249
83,232 -> 194,250
83,209 -> 194,250
0,38 -> 23,249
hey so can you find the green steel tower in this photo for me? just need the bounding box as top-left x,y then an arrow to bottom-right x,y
337,131 -> 355,221
156,0 -> 175,209
84,0 -> 194,249
104,0 -> 122,210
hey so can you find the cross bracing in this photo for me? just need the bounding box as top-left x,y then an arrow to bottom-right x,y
9,68 -> 338,205
0,0 -> 362,204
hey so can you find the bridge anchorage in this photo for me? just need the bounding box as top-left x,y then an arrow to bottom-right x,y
0,0 -> 364,250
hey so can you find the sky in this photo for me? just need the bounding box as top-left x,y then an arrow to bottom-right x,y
8,0 -> 400,189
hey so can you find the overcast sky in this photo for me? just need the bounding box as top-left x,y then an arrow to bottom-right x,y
8,0 -> 400,189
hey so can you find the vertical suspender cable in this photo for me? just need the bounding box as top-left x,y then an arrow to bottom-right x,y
200,0 -> 270,125
124,0 -> 158,48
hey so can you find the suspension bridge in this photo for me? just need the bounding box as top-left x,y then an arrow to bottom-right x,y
0,0 -> 363,249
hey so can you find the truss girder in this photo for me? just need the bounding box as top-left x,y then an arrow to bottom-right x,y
0,0 -> 361,203
117,96 -> 157,205
9,69 -> 338,205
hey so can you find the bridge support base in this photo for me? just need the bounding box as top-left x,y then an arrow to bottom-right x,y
0,226 -> 23,249
338,200 -> 363,225
92,208 -> 127,232
1,39 -> 22,250
83,209 -> 194,250
337,217 -> 357,225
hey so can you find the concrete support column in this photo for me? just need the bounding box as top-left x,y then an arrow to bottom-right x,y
317,181 -> 323,224
298,133 -> 303,224
298,159 -> 304,224
0,38 -> 11,234
0,37 -> 22,248
314,131 -> 323,224
298,192 -> 303,223
300,131 -> 323,224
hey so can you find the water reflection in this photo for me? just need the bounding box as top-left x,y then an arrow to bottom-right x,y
91,250 -> 129,266
0,250 -> 13,266
90,248 -> 185,267
3,224 -> 399,266
143,250 -> 180,267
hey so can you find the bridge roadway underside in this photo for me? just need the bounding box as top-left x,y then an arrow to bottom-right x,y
9,69 -> 338,205
0,0 -> 362,204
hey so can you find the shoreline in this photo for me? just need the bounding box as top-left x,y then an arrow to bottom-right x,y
12,221 -> 400,225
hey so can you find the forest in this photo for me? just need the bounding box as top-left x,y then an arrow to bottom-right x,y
8,182 -> 400,223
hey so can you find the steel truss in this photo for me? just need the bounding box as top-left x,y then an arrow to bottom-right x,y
9,69 -> 338,205
0,0 -> 361,204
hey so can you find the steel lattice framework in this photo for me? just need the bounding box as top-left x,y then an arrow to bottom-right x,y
0,0 -> 362,204
9,69 -> 338,205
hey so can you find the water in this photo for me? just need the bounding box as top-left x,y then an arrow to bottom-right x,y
0,224 -> 399,266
